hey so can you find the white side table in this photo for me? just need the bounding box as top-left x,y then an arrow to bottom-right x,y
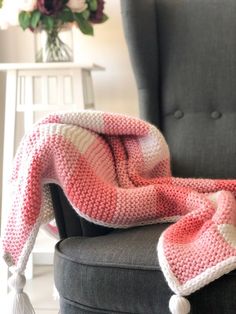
0,62 -> 104,293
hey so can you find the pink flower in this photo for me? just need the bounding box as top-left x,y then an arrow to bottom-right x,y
0,0 -> 20,28
67,0 -> 87,13
37,0 -> 65,16
19,0 -> 37,11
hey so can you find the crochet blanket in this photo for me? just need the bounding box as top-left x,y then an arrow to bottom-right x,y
2,111 -> 236,314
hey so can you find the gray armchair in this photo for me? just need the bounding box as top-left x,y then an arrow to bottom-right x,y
52,1 -> 236,313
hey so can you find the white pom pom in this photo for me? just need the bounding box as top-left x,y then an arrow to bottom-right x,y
169,294 -> 191,314
8,273 -> 26,292
7,272 -> 35,314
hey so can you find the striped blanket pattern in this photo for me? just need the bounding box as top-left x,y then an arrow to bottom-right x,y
2,111 -> 236,314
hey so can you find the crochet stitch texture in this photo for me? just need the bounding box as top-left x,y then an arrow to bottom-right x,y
2,111 -> 236,301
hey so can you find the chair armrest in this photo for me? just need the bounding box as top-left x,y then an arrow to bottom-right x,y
50,184 -> 113,239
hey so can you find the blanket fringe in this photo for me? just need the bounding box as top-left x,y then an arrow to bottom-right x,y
169,294 -> 190,314
7,272 -> 35,314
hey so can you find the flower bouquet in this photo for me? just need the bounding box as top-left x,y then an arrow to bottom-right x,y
0,0 -> 108,62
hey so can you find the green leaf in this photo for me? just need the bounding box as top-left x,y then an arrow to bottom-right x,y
88,0 -> 97,11
74,13 -> 93,35
30,10 -> 41,29
61,8 -> 74,23
0,0 -> 3,9
101,13 -> 109,23
42,15 -> 54,31
82,9 -> 90,20
19,11 -> 31,30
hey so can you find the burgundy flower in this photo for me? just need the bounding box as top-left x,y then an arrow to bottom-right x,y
89,0 -> 105,23
37,0 -> 65,16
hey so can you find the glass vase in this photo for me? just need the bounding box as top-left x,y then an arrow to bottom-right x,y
35,28 -> 73,63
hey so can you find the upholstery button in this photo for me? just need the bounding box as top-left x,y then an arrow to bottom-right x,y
174,110 -> 184,119
211,111 -> 222,119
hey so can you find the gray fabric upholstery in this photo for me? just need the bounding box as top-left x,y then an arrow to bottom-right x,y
54,224 -> 236,314
121,0 -> 236,179
53,0 -> 236,313
54,225 -> 171,314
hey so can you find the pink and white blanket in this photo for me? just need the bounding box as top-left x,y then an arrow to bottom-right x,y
2,111 -> 236,314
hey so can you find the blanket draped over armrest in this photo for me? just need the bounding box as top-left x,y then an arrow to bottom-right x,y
2,111 -> 236,314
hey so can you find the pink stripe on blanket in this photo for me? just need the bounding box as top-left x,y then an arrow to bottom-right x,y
104,136 -> 138,188
3,111 -> 236,312
172,177 -> 217,192
39,115 -> 61,124
2,183 -> 42,265
2,220 -> 34,265
103,113 -> 150,135
65,155 -> 117,223
113,185 -> 158,225
149,158 -> 171,178
83,137 -> 117,185
163,222 -> 236,284
154,185 -> 191,218
162,190 -> 236,284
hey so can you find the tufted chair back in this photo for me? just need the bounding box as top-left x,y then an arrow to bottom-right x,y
121,0 -> 236,179
52,0 -> 236,239
53,2 -> 236,313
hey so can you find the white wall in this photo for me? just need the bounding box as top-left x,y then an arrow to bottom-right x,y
72,1 -> 138,116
